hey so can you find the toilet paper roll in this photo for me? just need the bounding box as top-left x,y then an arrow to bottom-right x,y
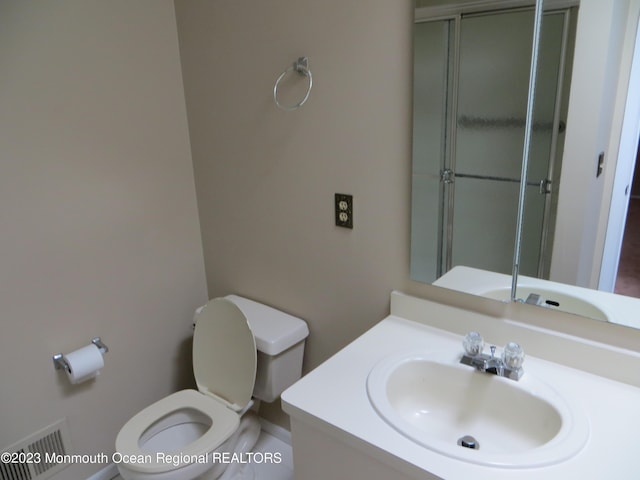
64,344 -> 104,384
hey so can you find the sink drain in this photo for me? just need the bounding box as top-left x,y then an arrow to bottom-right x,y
457,435 -> 480,450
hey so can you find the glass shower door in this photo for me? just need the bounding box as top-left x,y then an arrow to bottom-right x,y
452,10 -> 537,276
520,10 -> 568,278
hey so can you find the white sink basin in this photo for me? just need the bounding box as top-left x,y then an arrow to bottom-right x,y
484,287 -> 609,322
367,350 -> 589,468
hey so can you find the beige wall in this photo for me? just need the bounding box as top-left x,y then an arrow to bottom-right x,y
0,1 -> 208,478
174,0 -> 425,424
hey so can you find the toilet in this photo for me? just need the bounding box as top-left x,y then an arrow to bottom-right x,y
115,295 -> 309,480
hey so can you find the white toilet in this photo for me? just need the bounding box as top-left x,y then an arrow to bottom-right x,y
115,295 -> 309,480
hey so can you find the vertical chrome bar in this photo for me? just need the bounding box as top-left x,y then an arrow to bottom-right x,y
437,18 -> 458,277
511,0 -> 545,301
444,14 -> 462,274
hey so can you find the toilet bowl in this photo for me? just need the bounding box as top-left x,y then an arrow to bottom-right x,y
115,296 -> 308,480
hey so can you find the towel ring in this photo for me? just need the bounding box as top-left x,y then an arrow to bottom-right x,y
273,57 -> 313,111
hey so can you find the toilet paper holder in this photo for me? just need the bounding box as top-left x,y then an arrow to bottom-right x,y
53,337 -> 109,373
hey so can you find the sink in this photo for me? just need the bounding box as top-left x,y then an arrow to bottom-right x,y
432,266 -> 611,322
483,287 -> 609,322
367,350 -> 589,468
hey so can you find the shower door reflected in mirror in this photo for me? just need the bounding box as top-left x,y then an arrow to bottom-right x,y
411,7 -> 570,284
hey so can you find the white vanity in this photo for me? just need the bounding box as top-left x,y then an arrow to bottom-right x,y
281,288 -> 640,479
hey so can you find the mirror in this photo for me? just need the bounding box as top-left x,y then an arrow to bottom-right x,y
411,0 -> 570,281
411,0 -> 640,329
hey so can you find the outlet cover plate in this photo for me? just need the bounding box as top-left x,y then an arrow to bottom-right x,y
335,193 -> 353,229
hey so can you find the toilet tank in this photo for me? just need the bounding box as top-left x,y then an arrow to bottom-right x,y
226,295 -> 309,403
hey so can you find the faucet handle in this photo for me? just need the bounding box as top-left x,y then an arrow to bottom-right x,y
502,342 -> 525,369
463,332 -> 484,357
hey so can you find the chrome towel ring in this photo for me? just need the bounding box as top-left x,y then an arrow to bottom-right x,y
273,57 -> 313,111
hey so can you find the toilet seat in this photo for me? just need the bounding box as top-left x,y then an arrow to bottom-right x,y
115,389 -> 239,474
192,298 -> 257,411
116,298 -> 258,476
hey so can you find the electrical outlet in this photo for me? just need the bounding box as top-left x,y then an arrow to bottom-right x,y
335,193 -> 353,229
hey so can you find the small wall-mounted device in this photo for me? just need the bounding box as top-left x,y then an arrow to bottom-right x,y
597,151 -> 605,178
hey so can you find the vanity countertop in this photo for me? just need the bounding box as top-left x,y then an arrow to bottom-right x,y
282,291 -> 640,479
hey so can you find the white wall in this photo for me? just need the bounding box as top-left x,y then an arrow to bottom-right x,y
597,0 -> 640,290
0,2 -> 208,479
551,0 -> 639,287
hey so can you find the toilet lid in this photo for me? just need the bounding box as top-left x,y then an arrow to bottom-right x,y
193,298 -> 256,411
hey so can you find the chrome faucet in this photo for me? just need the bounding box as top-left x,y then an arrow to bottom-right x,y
460,332 -> 524,381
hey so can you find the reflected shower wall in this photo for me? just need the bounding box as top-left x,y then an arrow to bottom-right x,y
411,6 -> 573,284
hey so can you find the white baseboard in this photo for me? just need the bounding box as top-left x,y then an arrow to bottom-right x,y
258,418 -> 292,446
